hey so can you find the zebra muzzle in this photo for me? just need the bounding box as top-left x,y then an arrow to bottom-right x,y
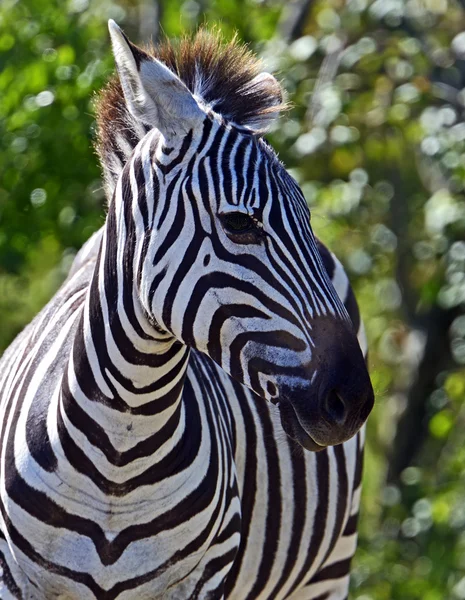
276,341 -> 374,450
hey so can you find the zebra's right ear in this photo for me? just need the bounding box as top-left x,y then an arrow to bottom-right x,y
244,72 -> 284,131
108,20 -> 204,140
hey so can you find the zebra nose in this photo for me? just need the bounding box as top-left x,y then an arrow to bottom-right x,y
315,346 -> 374,431
322,389 -> 347,425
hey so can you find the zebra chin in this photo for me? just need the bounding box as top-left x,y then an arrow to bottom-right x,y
278,399 -> 330,451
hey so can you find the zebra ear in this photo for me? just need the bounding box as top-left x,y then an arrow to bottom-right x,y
243,72 -> 284,131
108,20 -> 204,140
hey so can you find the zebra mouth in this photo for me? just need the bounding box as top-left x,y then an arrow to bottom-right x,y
278,399 -> 327,452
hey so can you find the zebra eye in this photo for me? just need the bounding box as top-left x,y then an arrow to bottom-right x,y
221,212 -> 255,233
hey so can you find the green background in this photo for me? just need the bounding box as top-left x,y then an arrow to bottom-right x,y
1,0 -> 465,597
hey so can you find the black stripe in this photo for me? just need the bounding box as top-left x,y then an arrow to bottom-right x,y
320,444 -> 349,566
222,383 -> 258,596
154,128 -> 193,175
0,550 -> 23,599
287,449 -> 330,594
342,513 -> 359,537
265,433 -> 307,597
244,398 -> 282,600
308,557 -> 352,583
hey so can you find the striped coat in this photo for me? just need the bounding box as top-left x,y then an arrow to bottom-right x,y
0,22 -> 373,600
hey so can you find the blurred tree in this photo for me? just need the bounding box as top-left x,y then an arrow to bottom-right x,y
1,0 -> 465,598
260,1 -> 465,597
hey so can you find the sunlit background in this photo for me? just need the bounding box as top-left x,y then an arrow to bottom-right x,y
1,0 -> 465,597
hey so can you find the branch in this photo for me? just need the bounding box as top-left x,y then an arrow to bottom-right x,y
138,0 -> 162,43
387,168 -> 421,325
306,39 -> 346,128
387,305 -> 459,482
278,0 -> 315,43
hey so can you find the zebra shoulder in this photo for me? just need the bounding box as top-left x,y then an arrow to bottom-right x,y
316,239 -> 367,357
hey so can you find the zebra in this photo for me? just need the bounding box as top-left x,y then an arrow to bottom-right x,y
0,21 -> 374,600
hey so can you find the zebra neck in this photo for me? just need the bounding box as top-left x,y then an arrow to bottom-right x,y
60,206 -> 191,461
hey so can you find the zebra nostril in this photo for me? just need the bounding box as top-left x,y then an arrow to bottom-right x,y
324,391 -> 346,425
267,381 -> 277,397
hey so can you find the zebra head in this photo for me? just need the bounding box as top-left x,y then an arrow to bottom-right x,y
104,21 -> 374,451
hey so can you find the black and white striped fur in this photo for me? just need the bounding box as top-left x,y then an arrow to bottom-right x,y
0,22 -> 373,599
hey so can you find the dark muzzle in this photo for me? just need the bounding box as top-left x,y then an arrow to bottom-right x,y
277,319 -> 374,451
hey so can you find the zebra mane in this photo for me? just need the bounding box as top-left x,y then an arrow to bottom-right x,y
95,28 -> 286,198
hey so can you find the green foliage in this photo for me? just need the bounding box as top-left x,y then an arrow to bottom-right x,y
0,0 -> 116,342
1,0 -> 465,597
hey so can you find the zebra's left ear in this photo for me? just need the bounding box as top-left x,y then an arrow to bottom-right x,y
108,20 -> 204,140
